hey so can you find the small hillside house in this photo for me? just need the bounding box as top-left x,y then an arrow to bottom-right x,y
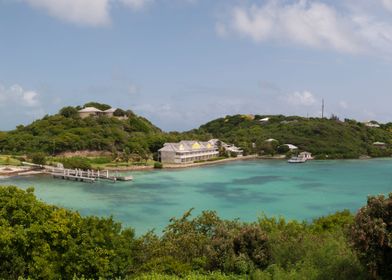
78,107 -> 117,119
299,152 -> 313,160
284,144 -> 298,151
373,142 -> 386,148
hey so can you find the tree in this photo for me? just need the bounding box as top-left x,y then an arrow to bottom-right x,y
114,108 -> 126,117
0,186 -> 135,279
277,145 -> 290,154
59,106 -> 78,118
29,152 -> 46,165
83,102 -> 111,111
351,193 -> 392,279
60,157 -> 92,170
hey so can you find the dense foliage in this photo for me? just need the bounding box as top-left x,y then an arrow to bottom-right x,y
58,156 -> 92,170
2,104 -> 392,160
351,193 -> 392,279
2,186 -> 391,279
0,103 -> 209,160
0,186 -> 135,279
0,104 -> 165,156
194,115 -> 392,158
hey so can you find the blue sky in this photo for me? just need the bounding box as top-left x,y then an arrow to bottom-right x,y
1,0 -> 392,131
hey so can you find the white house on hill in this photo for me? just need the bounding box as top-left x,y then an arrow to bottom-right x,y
78,107 -> 118,119
284,144 -> 298,151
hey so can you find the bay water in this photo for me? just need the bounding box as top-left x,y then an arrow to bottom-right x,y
1,159 -> 392,235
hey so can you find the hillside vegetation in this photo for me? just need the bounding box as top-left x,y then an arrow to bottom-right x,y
194,115 -> 392,158
0,103 -> 170,158
1,105 -> 392,160
1,186 -> 391,279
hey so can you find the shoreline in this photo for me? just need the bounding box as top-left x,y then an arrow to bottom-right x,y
1,155 -> 390,179
161,155 -> 262,169
0,155 -> 265,178
86,155 -> 263,172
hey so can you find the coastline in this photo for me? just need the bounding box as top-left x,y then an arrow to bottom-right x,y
161,155 -> 261,169
1,155 -> 389,179
96,155 -> 263,172
0,155 -> 263,178
0,166 -> 47,178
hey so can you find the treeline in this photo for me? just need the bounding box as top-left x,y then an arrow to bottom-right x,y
1,186 -> 391,279
0,102 -> 209,159
194,115 -> 392,158
2,103 -> 392,160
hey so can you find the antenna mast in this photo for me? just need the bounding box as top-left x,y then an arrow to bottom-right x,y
322,99 -> 325,118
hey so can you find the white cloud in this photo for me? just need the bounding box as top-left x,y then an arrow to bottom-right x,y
220,0 -> 392,56
0,84 -> 41,107
285,90 -> 316,106
24,0 -> 111,26
119,0 -> 152,10
381,0 -> 392,11
23,0 -> 154,26
229,1 -> 362,53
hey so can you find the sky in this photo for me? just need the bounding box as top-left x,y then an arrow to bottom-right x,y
1,0 -> 392,131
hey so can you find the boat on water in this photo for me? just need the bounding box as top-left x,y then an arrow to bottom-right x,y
287,156 -> 307,163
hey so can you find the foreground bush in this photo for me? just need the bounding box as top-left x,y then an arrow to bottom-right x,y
351,193 -> 392,279
3,185 -> 390,279
0,186 -> 135,279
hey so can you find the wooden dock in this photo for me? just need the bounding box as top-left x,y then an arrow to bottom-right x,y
50,168 -> 133,183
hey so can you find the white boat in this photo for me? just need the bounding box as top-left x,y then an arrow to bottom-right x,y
287,156 -> 307,163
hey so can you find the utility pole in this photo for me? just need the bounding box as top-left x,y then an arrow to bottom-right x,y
322,99 -> 325,119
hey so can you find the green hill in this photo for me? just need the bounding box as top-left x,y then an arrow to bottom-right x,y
0,102 -> 167,156
194,114 -> 392,158
1,107 -> 392,160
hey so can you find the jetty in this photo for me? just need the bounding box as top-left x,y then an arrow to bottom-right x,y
50,168 -> 133,183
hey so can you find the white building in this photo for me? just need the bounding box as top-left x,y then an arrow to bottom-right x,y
260,117 -> 270,123
373,142 -> 386,148
299,152 -> 313,160
364,121 -> 380,128
78,107 -> 104,118
265,138 -> 278,143
223,144 -> 243,157
78,107 -> 118,119
158,140 -> 219,164
284,144 -> 298,151
209,139 -> 244,157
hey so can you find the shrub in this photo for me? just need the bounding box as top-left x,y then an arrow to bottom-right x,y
89,157 -> 112,164
351,193 -> 392,279
154,162 -> 163,169
233,225 -> 270,269
83,102 -> 111,111
60,157 -> 92,170
114,108 -> 126,117
29,152 -> 46,165
0,186 -> 135,279
59,106 -> 78,118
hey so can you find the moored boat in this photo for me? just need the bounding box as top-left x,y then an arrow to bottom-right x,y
287,156 -> 307,163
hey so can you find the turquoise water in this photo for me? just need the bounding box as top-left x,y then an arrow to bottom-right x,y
1,159 -> 392,235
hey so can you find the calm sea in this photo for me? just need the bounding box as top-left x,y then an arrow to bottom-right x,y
1,159 -> 392,235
